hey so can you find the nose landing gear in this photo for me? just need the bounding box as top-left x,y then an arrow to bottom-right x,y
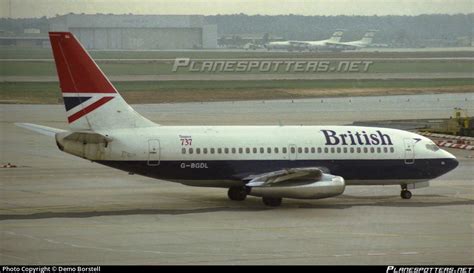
400,185 -> 412,199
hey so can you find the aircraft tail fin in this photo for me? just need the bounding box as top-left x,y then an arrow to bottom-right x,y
49,32 -> 155,131
360,30 -> 377,45
329,30 -> 344,42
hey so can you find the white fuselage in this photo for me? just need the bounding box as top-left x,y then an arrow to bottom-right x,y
68,125 -> 457,188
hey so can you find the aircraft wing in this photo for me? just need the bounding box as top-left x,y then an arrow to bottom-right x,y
15,123 -> 66,137
245,167 -> 324,187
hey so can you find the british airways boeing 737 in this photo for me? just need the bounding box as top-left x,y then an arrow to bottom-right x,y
17,32 -> 458,207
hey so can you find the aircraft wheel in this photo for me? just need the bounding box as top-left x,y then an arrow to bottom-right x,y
227,186 -> 247,201
262,197 -> 282,207
401,190 -> 412,199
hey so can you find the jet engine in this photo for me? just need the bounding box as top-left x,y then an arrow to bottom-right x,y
248,171 -> 345,199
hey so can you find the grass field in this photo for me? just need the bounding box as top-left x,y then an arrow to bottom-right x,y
1,79 -> 472,104
1,47 -> 472,104
1,60 -> 473,76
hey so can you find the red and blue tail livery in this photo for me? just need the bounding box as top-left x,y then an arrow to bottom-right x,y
62,93 -> 116,123
49,32 -> 153,130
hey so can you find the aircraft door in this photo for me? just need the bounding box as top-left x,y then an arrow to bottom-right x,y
288,144 -> 297,161
403,138 -> 415,164
147,139 -> 160,166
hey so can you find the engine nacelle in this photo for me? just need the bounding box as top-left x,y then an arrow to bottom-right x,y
55,131 -> 111,160
248,174 -> 345,199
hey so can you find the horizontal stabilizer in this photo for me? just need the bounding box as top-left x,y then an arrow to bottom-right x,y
15,123 -> 66,137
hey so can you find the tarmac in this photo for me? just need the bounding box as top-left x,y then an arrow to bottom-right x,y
0,93 -> 473,265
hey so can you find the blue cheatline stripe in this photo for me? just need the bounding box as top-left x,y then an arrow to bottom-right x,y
63,96 -> 92,111
94,158 -> 458,182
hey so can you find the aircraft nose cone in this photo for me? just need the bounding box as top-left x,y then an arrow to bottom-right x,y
441,157 -> 459,173
449,157 -> 459,171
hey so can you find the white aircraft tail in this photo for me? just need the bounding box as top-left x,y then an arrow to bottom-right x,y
328,30 -> 344,42
360,30 -> 377,45
49,32 -> 155,131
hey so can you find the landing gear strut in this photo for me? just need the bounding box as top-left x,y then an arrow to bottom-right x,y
262,197 -> 283,207
227,186 -> 248,201
400,185 -> 412,199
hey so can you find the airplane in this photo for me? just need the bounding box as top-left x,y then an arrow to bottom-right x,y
16,32 -> 459,207
288,30 -> 345,52
264,40 -> 296,51
326,30 -> 378,51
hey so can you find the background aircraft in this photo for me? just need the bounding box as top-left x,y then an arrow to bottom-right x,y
289,30 -> 345,51
326,30 -> 378,50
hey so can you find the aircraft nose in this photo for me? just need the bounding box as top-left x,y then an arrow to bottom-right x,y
440,151 -> 459,172
447,157 -> 459,171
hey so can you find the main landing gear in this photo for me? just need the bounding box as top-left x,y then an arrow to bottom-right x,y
227,187 -> 283,207
400,185 -> 412,199
262,197 -> 283,207
227,186 -> 248,201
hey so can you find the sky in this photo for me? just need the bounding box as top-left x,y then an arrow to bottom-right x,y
1,0 -> 473,18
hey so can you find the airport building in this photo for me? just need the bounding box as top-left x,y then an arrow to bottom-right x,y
49,14 -> 218,49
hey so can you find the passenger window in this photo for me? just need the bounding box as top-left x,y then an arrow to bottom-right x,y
182,148 -> 186,154
297,147 -> 302,153
336,147 -> 341,153
282,147 -> 287,153
370,147 -> 375,153
274,147 -> 279,153
196,148 -> 201,154
189,148 -> 194,154
377,147 -> 381,153
390,147 -> 395,153
324,147 -> 328,153
231,148 -> 236,154
210,148 -> 215,154
291,147 -> 296,153
383,147 -> 388,153
267,147 -> 271,154
239,148 -> 243,154
318,147 -> 322,153
330,147 -> 335,153
246,148 -> 250,154
224,148 -> 229,154
363,147 -> 368,153
311,147 -> 315,153
260,147 -> 264,153
253,147 -> 257,153
304,147 -> 309,153
357,147 -> 361,153
350,147 -> 355,153
217,148 -> 222,154
203,148 -> 208,154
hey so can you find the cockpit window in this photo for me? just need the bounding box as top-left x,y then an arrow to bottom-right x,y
426,143 -> 440,151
